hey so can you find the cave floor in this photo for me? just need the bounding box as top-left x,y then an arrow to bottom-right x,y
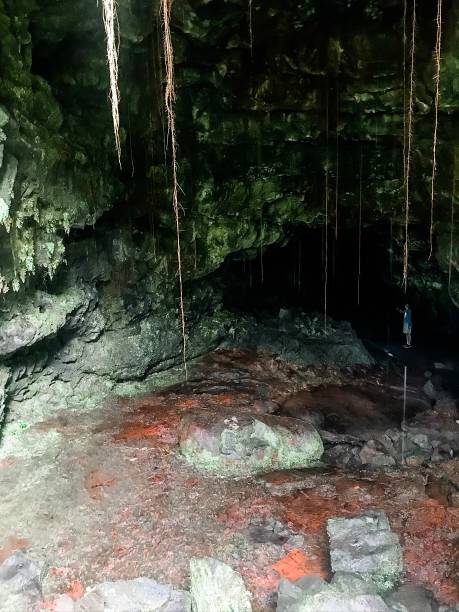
0,348 -> 458,610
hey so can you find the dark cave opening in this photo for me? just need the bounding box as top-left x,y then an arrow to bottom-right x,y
220,223 -> 458,351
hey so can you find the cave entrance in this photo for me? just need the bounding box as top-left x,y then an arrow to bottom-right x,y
220,222 -> 441,349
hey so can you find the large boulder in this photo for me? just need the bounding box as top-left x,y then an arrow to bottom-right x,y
327,511 -> 404,593
179,410 -> 323,476
189,557 -> 252,612
276,573 -> 391,612
75,578 -> 191,612
0,551 -> 42,612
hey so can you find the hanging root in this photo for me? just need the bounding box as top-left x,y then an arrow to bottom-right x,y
335,79 -> 340,240
357,148 -> 363,306
248,0 -> 254,61
429,0 -> 443,260
402,0 -> 407,184
161,0 -> 188,377
324,84 -> 330,333
102,0 -> 122,166
449,177 -> 456,293
403,0 -> 416,293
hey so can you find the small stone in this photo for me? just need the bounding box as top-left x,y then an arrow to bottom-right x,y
359,440 -> 396,467
189,557 -> 252,612
404,455 -> 424,467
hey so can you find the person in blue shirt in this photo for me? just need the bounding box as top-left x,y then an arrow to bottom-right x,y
402,304 -> 412,348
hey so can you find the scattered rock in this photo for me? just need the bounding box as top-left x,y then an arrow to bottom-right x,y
327,510 -> 404,592
241,519 -> 303,547
75,578 -> 190,611
386,583 -> 439,612
359,440 -> 396,467
189,557 -> 252,612
179,410 -> 323,476
276,572 -> 391,611
0,551 -> 42,612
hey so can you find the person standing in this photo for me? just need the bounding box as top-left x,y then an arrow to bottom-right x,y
402,304 -> 412,348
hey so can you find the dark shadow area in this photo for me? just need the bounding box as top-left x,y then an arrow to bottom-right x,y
220,223 -> 458,353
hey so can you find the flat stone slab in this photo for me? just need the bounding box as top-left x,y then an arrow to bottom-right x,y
179,410 -> 323,476
75,578 -> 190,612
190,557 -> 252,612
327,511 -> 404,592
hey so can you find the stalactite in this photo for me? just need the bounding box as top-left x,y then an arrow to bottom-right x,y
102,0 -> 122,166
357,149 -> 363,306
403,0 -> 416,293
429,0 -> 443,260
160,0 -> 188,377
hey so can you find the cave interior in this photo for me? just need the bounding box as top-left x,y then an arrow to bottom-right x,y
0,0 -> 458,610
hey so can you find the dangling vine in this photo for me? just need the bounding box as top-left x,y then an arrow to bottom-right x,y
357,148 -> 363,306
449,176 -> 456,294
402,0 -> 407,185
324,84 -> 330,333
248,0 -> 254,61
429,0 -> 443,260
102,0 -> 122,166
335,79 -> 340,240
161,0 -> 188,377
403,0 -> 416,293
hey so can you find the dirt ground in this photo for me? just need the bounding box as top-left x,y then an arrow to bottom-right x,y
0,349 -> 457,610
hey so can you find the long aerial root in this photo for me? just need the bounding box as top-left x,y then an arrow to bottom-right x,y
102,0 -> 122,166
449,177 -> 456,294
161,0 -> 188,377
429,0 -> 443,259
403,0 -> 416,293
248,0 -> 254,60
357,149 -> 363,306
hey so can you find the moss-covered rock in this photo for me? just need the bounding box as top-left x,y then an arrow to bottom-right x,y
179,409 -> 324,476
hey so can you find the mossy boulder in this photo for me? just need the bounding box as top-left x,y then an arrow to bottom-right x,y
179,409 -> 323,476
